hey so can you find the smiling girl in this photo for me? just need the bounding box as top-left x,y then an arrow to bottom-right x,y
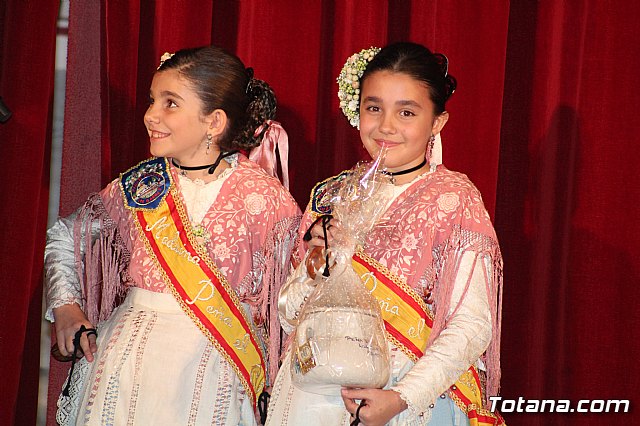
267,42 -> 505,426
45,46 -> 300,425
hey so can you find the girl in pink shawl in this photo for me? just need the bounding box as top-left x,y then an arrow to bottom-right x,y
267,42 -> 504,426
45,46 -> 300,425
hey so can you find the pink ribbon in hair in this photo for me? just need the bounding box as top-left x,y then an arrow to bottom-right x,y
249,120 -> 290,189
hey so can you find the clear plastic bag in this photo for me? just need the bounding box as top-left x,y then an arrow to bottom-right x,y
291,150 -> 392,395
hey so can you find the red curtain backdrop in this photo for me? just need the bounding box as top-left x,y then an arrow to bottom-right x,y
76,0 -> 510,213
496,2 -> 640,424
1,1 -> 638,425
0,1 -> 59,425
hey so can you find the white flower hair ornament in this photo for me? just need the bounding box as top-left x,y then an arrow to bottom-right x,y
337,47 -> 381,128
157,51 -> 175,70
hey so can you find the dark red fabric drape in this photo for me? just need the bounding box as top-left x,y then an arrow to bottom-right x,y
0,1 -> 59,425
497,2 -> 640,424
61,1 -> 510,214
1,0 -> 636,425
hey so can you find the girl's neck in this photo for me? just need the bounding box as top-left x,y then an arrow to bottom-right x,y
171,152 -> 233,182
382,158 -> 430,185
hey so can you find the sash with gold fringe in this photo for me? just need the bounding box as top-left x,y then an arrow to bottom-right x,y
351,250 -> 505,425
119,157 -> 266,407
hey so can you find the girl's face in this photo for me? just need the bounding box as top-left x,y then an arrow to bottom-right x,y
144,69 -> 218,164
359,70 -> 448,172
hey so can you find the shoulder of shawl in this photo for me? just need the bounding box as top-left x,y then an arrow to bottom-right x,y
428,167 -> 481,197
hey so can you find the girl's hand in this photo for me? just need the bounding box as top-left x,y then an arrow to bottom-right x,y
52,303 -> 98,362
304,218 -> 343,278
305,217 -> 341,250
341,388 -> 408,426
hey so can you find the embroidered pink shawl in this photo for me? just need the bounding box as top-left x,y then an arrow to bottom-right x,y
73,155 -> 301,384
298,165 -> 503,398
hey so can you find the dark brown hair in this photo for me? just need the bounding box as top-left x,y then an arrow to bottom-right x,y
158,46 -> 276,151
360,42 -> 457,115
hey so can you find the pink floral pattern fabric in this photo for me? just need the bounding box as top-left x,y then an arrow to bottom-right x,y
99,155 -> 301,303
298,164 -> 503,398
364,167 -> 495,291
301,165 -> 497,293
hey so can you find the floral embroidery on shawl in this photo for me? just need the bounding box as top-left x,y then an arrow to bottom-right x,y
75,156 -> 301,386
171,156 -> 301,384
297,165 -> 503,399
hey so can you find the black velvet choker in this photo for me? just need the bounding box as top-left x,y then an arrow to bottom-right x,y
171,150 -> 238,175
171,159 -> 214,172
380,158 -> 428,182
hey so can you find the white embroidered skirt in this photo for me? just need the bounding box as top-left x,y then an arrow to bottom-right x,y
56,287 -> 257,426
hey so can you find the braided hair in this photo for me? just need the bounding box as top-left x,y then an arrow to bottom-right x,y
158,46 -> 277,151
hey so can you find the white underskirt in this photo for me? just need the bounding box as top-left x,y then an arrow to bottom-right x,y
57,287 -> 257,426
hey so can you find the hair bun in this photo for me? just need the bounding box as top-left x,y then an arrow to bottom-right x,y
444,75 -> 457,100
433,53 -> 449,77
234,78 -> 277,149
245,68 -> 255,95
434,53 -> 456,100
247,79 -> 276,112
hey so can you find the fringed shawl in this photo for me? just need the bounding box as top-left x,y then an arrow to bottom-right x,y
300,165 -> 503,400
72,192 -> 131,325
73,156 -> 301,386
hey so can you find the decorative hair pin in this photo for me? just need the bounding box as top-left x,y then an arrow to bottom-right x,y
157,51 -> 175,70
336,47 -> 381,128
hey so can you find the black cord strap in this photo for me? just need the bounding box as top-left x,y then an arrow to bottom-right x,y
61,325 -> 97,397
207,150 -> 239,174
171,159 -> 215,171
258,390 -> 270,424
321,216 -> 331,277
350,400 -> 367,426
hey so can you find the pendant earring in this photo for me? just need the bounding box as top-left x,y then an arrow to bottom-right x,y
429,134 -> 437,172
428,134 -> 436,155
206,134 -> 212,155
